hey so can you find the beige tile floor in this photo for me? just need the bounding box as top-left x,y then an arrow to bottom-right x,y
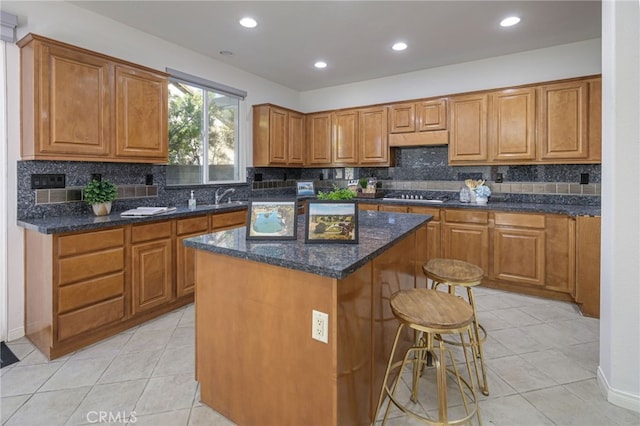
1,287 -> 639,426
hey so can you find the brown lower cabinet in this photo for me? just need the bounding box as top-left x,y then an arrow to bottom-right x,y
24,209 -> 247,359
364,203 -> 600,316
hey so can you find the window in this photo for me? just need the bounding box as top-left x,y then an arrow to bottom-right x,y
166,69 -> 246,185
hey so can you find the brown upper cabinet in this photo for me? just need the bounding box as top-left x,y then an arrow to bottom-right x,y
449,75 -> 601,165
332,106 -> 389,166
448,93 -> 488,162
18,34 -> 169,163
332,109 -> 359,165
388,99 -> 448,147
253,104 -> 305,166
489,87 -> 537,162
359,106 -> 389,164
305,112 -> 333,166
539,79 -> 601,162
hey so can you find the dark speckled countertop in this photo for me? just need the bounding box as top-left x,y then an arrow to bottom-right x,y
375,198 -> 600,217
17,198 -> 599,235
17,202 -> 249,234
184,210 -> 432,279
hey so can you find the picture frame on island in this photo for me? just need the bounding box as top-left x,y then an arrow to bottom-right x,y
305,200 -> 359,244
246,199 -> 298,241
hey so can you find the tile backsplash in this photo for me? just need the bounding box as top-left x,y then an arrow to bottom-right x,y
18,145 -> 601,219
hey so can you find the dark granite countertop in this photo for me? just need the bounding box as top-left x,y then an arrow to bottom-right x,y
374,198 -> 600,217
17,196 -> 600,235
17,202 -> 249,234
183,210 -> 432,279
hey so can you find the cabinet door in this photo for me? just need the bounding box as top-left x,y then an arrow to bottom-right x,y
132,239 -> 173,314
410,206 -> 442,287
493,227 -> 545,286
389,103 -> 415,133
268,107 -> 288,164
575,216 -> 600,317
332,110 -> 358,164
288,111 -> 305,165
417,99 -> 447,132
176,216 -> 209,298
115,65 -> 168,161
587,78 -> 602,162
36,43 -> 111,157
489,88 -> 536,161
538,81 -> 589,160
443,223 -> 489,274
306,113 -> 332,165
448,94 -> 488,162
545,215 -> 575,295
359,107 -> 388,164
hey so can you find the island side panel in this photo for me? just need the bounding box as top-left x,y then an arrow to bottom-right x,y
336,263 -> 373,425
371,231 -> 418,418
195,251 -> 338,426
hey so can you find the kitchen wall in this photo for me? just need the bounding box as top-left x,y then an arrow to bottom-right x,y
299,38 -> 600,112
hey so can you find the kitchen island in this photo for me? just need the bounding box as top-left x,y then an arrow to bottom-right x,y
184,210 -> 432,426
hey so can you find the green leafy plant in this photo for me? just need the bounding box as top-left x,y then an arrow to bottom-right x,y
83,179 -> 117,204
317,185 -> 355,200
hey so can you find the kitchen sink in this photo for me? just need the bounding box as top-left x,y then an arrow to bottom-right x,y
200,201 -> 247,208
382,197 -> 445,204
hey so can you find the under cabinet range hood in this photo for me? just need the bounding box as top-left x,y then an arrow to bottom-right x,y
388,130 -> 449,147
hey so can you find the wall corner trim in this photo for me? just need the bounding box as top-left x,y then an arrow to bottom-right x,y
597,366 -> 640,413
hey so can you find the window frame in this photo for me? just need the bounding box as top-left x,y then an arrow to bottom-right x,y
166,69 -> 247,186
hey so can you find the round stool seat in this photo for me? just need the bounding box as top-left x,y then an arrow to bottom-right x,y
390,288 -> 473,331
423,258 -> 484,286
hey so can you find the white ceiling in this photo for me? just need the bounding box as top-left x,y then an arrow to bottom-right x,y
70,1 -> 601,92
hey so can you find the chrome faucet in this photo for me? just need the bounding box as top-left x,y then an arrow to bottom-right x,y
214,187 -> 236,204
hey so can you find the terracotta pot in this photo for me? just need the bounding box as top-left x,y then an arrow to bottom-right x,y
91,202 -> 112,216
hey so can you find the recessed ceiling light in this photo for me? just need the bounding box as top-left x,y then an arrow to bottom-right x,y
314,61 -> 327,69
500,16 -> 521,27
239,17 -> 257,28
392,42 -> 408,51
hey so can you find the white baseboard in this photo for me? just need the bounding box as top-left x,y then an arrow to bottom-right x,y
597,366 -> 640,413
7,326 -> 24,342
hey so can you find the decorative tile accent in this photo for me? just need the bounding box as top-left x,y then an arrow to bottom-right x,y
34,185 -> 159,206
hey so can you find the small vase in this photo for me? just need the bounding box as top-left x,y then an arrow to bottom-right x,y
92,202 -> 112,216
476,196 -> 488,205
469,190 -> 477,204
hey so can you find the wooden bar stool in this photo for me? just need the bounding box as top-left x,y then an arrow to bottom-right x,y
374,288 -> 481,426
423,258 -> 489,396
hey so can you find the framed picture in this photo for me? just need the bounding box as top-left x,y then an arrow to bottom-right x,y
246,199 -> 298,240
296,181 -> 315,197
305,200 -> 359,244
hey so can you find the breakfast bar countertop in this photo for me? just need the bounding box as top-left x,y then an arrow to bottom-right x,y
184,210 -> 432,279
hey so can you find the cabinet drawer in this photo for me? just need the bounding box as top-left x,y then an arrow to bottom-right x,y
211,210 -> 247,230
58,247 -> 124,286
409,206 -> 441,220
445,209 -> 488,224
57,228 -> 124,257
58,296 -> 125,341
131,221 -> 172,243
58,273 -> 124,314
177,216 -> 209,235
494,212 -> 545,228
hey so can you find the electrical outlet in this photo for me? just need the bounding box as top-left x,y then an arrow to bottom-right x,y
312,310 -> 329,344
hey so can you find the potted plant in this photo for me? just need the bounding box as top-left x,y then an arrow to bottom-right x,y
317,184 -> 356,200
83,179 -> 117,216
